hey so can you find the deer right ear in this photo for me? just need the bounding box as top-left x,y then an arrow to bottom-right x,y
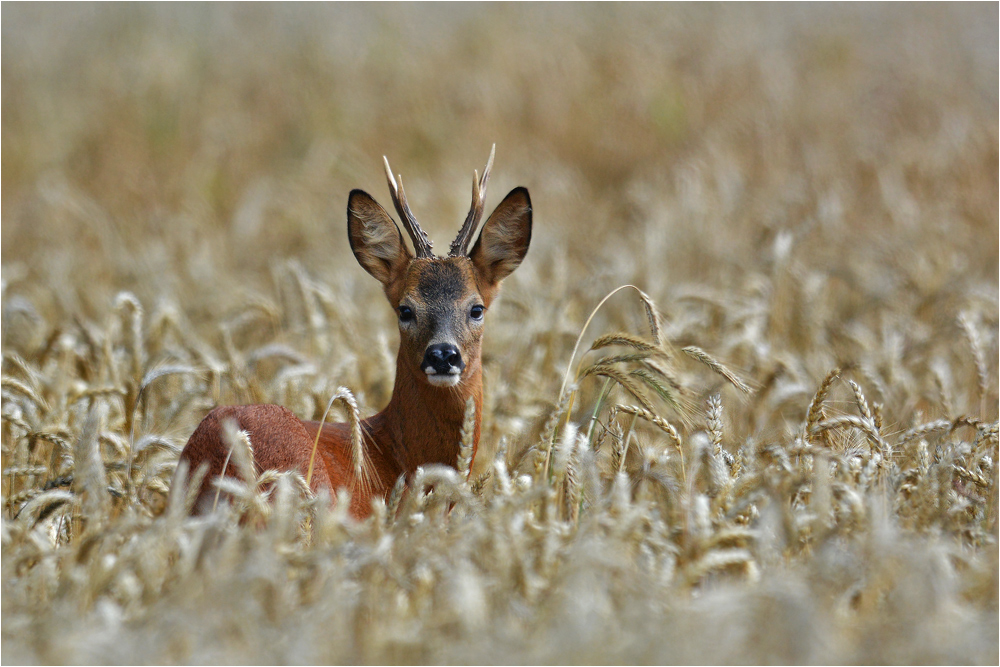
469,187 -> 532,288
347,189 -> 413,286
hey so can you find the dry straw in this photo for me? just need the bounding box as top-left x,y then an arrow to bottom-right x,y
306,386 -> 371,496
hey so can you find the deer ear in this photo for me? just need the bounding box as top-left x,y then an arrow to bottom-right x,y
348,189 -> 412,286
469,187 -> 532,287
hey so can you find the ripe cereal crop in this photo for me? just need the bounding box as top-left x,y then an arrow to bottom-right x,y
2,5 -> 997,664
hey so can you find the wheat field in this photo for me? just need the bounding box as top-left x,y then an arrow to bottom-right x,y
2,4 -> 998,664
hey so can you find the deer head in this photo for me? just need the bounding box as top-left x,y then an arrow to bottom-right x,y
347,147 -> 532,388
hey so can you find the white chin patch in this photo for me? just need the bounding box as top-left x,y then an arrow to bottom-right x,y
427,368 -> 462,387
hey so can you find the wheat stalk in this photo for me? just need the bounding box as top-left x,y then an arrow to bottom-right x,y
681,346 -> 752,395
456,397 -> 476,479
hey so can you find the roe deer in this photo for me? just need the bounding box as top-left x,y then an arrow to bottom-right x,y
177,146 -> 531,518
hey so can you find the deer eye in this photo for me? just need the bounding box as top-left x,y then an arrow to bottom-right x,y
470,304 -> 485,321
398,305 -> 415,323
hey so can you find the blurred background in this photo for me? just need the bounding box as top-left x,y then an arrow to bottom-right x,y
4,3 -> 995,307
2,5 -> 998,663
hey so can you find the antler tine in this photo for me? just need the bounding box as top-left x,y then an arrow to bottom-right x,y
383,156 -> 434,258
449,144 -> 496,257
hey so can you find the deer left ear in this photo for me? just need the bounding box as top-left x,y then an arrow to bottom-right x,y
347,189 -> 412,287
470,187 -> 532,287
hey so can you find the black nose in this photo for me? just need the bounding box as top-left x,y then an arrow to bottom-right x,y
422,343 -> 464,375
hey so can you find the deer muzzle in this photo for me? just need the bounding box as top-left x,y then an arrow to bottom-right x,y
422,343 -> 465,387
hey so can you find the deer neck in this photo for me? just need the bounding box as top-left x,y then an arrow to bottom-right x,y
367,351 -> 482,480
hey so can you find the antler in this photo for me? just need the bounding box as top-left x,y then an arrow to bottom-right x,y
383,156 -> 435,258
449,144 -> 495,257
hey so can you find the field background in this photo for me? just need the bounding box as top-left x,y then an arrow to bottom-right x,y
2,4 -> 998,664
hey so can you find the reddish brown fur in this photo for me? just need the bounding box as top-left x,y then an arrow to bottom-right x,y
176,166 -> 531,519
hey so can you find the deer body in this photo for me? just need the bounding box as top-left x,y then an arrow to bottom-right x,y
177,148 -> 531,518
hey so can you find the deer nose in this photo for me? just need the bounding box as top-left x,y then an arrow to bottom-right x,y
422,343 -> 464,376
